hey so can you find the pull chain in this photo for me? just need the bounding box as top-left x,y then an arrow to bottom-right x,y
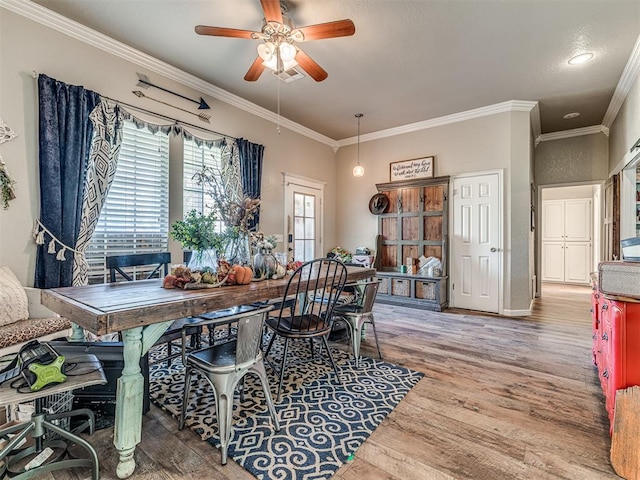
277,79 -> 281,134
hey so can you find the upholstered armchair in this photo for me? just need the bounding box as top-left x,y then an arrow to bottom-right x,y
0,267 -> 71,357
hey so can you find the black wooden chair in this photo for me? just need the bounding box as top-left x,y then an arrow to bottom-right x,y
106,252 -> 203,365
264,258 -> 348,401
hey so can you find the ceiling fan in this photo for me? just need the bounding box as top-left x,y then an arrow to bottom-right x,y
195,0 -> 355,82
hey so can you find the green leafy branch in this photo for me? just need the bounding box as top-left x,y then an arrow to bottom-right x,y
170,209 -> 225,252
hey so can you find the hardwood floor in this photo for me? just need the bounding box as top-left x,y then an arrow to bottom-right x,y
50,283 -> 618,480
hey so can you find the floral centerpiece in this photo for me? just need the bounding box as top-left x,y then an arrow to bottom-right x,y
193,167 -> 260,265
167,210 -> 254,289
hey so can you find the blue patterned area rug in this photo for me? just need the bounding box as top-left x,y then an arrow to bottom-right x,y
148,338 -> 423,480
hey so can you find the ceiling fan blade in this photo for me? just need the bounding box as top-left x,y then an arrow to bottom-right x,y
244,57 -> 266,81
195,25 -> 256,39
295,19 -> 355,41
260,0 -> 283,24
295,49 -> 328,82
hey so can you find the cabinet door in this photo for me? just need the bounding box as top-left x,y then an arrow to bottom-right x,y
400,187 -> 421,213
541,242 -> 565,281
542,201 -> 565,241
564,242 -> 591,283
564,199 -> 591,241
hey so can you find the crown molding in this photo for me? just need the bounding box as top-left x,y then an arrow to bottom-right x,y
0,0 -> 339,149
530,103 -> 541,144
336,100 -> 538,147
602,34 -> 640,128
537,125 -> 609,144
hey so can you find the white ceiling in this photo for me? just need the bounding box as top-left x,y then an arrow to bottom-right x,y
25,0 -> 640,141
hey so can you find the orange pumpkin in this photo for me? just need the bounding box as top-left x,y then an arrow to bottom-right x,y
232,264 -> 253,285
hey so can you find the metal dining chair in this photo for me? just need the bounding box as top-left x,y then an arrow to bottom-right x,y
106,252 -> 203,365
264,258 -> 348,401
178,305 -> 280,465
331,279 -> 383,367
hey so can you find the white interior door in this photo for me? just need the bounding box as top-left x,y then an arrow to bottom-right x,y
452,172 -> 501,313
283,174 -> 324,263
541,197 -> 592,284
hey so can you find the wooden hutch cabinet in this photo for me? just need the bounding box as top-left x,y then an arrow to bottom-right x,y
374,176 -> 449,311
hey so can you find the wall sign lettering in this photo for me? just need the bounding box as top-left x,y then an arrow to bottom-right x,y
390,156 -> 434,182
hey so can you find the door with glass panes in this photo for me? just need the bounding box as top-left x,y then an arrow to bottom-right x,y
284,175 -> 323,263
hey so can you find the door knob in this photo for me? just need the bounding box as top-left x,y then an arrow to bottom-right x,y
490,247 -> 497,252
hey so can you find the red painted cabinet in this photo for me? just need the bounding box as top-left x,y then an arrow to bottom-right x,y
591,287 -> 640,433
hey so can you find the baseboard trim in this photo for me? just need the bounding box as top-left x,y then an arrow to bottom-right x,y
503,307 -> 532,317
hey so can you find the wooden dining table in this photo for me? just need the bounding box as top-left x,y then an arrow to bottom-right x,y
41,265 -> 375,479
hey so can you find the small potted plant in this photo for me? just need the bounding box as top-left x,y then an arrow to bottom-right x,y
170,210 -> 225,271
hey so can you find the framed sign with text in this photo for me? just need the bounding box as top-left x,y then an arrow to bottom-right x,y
390,156 -> 434,182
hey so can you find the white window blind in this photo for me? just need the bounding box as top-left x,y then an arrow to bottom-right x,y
183,139 -> 223,215
86,121 -> 170,283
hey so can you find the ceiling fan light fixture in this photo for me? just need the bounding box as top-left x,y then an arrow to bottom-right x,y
263,55 -> 298,72
196,1 -> 356,82
279,42 -> 297,62
568,52 -> 594,65
257,42 -> 276,62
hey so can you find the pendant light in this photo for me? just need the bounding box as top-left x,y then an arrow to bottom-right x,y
353,113 -> 365,177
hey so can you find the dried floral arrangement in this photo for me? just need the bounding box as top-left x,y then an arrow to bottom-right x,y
251,232 -> 277,251
0,161 -> 16,210
192,165 -> 260,264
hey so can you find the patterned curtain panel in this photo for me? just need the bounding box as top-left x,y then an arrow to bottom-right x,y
73,99 -> 125,286
35,74 -> 100,288
222,140 -> 244,211
236,138 -> 264,231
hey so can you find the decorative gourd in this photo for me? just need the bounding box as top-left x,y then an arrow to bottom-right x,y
232,264 -> 253,285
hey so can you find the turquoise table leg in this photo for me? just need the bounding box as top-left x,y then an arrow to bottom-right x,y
114,327 -> 144,479
69,322 -> 85,342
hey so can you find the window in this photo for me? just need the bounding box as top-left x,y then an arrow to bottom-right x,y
183,139 -> 222,216
86,121 -> 170,283
293,192 -> 316,262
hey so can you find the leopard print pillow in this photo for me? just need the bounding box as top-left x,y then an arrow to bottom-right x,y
0,266 -> 29,327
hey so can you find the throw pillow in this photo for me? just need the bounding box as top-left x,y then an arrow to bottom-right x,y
0,266 -> 29,327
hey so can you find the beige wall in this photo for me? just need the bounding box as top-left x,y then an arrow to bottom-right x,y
609,72 -> 640,173
335,110 -> 534,312
534,133 -> 609,187
0,10 -> 336,285
608,69 -> 640,240
508,111 -> 534,311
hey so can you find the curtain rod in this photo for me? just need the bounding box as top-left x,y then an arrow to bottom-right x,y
32,70 -> 238,141
107,96 -> 238,141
